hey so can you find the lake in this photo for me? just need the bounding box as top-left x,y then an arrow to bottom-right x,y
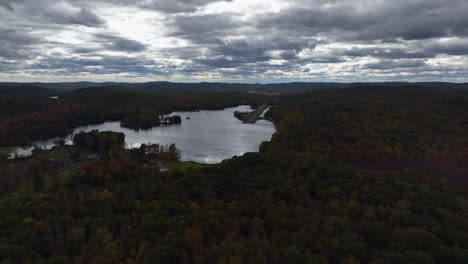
6,106 -> 276,164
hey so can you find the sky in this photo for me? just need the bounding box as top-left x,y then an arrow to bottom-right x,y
0,0 -> 467,83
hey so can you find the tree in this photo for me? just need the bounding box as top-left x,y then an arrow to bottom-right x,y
279,246 -> 303,264
32,173 -> 44,192
184,227 -> 204,256
142,246 -> 188,264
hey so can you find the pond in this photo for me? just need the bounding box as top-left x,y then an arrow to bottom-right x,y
6,106 -> 276,164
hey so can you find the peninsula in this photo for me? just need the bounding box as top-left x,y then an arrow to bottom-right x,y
234,103 -> 269,123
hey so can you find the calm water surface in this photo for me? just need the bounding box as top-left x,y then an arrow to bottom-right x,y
7,106 -> 276,164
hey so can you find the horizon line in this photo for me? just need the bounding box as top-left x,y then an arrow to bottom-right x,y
1,81 -> 468,85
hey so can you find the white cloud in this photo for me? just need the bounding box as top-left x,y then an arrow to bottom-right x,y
0,0 -> 467,82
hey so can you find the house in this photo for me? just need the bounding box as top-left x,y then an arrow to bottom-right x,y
144,143 -> 161,154
156,160 -> 169,173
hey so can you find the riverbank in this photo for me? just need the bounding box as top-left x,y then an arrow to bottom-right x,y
234,103 -> 269,123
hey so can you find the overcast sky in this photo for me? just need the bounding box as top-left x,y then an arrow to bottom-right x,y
1,0 -> 467,82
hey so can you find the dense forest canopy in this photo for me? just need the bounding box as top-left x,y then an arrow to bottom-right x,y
0,83 -> 467,263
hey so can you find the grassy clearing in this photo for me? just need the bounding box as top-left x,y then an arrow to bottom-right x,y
45,146 -> 70,160
2,144 -> 211,201
163,160 -> 211,172
5,168 -> 74,199
0,147 -> 14,156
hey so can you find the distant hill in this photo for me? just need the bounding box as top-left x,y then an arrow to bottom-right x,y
0,84 -> 58,97
64,85 -> 128,97
35,82 -> 116,91
1,81 -> 468,97
0,82 -> 115,92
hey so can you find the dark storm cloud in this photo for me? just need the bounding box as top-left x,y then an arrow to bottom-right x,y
424,40 -> 468,56
303,56 -> 345,64
366,60 -> 427,70
279,50 -> 299,60
31,55 -> 158,75
341,48 -> 431,59
72,47 -> 101,54
170,14 -> 242,41
0,0 -> 14,11
1,0 -> 468,81
0,26 -> 47,73
65,0 -> 232,14
192,57 -> 244,68
45,8 -> 105,27
168,13 -> 320,68
95,34 -> 147,52
0,27 -> 42,60
138,0 -> 233,13
339,41 -> 468,61
0,27 -> 37,47
256,0 -> 468,41
257,7 -> 376,38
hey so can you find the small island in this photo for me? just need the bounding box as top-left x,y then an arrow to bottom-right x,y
121,114 -> 182,130
160,115 -> 182,125
234,103 -> 268,123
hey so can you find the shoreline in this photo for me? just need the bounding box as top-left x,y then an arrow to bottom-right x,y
234,103 -> 269,123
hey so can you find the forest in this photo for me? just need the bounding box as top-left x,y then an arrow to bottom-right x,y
0,84 -> 467,263
0,85 -> 267,146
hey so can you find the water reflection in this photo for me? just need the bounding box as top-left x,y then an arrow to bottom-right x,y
7,106 -> 276,164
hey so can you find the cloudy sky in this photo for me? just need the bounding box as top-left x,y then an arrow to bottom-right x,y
1,0 -> 467,82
